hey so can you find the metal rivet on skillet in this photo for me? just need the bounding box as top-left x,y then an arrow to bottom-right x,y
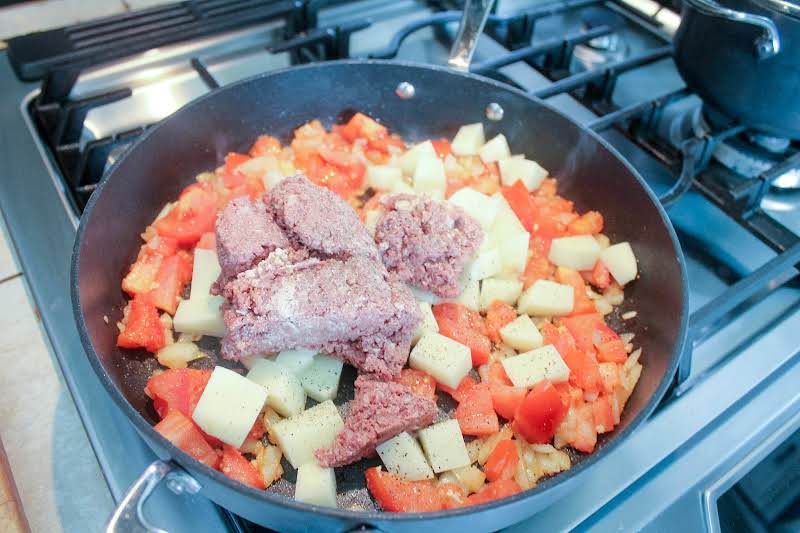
395,82 -> 415,99
485,102 -> 504,121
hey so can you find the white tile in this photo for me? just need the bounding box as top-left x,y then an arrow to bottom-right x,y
0,277 -> 113,533
0,0 -> 126,41
0,215 -> 20,282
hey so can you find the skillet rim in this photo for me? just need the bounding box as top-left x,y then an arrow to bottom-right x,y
71,58 -> 689,523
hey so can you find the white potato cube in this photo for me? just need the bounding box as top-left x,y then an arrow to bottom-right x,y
235,155 -> 278,178
271,400 -> 344,468
501,345 -> 570,387
173,296 -> 225,337
398,141 -> 437,176
364,210 -> 381,236
479,134 -> 511,163
412,302 -> 440,345
295,461 -> 337,508
247,359 -> 306,418
479,277 -> 524,310
491,193 -> 527,235
366,165 -> 403,191
417,420 -> 471,473
497,231 -> 530,275
409,333 -> 472,388
390,179 -> 415,194
192,366 -> 268,448
499,315 -> 544,352
517,280 -> 574,316
376,432 -> 434,481
190,249 -> 221,299
452,279 -> 480,311
498,157 -> 548,191
298,354 -> 343,402
451,123 -> 485,156
600,242 -> 638,285
413,154 -> 447,197
275,348 -> 317,375
448,187 -> 498,229
548,235 -> 602,271
410,287 -> 441,305
466,247 -> 502,281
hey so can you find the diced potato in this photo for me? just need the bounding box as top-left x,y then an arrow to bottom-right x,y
466,439 -> 482,464
397,141 -> 437,176
247,359 -> 307,417
498,157 -> 548,191
480,277 -> 524,310
254,444 -> 283,488
501,345 -> 570,388
600,242 -> 638,286
411,287 -> 441,305
235,155 -> 278,178
156,341 -> 205,369
376,432 -> 434,481
448,465 -> 486,494
491,194 -> 527,236
448,187 -> 498,229
517,280 -> 574,316
263,407 -> 282,445
548,235 -> 602,271
413,154 -> 447,198
275,348 -> 317,375
173,296 -> 226,337
412,301 -> 440,345
192,366 -> 268,448
465,247 -> 502,281
499,315 -> 544,352
477,425 -> 513,465
497,231 -> 530,275
451,123 -> 485,156
417,420 -> 471,473
190,249 -> 221,299
271,400 -> 344,468
451,279 -> 480,311
364,210 -> 381,236
390,179 -> 415,194
295,461 -> 337,508
409,333 -> 472,389
366,164 -> 403,191
298,354 -> 343,402
479,134 -> 511,163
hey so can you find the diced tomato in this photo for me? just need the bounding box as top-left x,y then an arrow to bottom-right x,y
528,193 -> 576,240
396,368 -> 437,401
512,381 -> 569,444
466,479 -> 522,506
117,296 -> 167,353
490,385 -> 527,421
502,181 -> 536,233
596,339 -> 627,363
154,183 -> 219,245
597,362 -> 620,394
121,236 -> 179,296
541,322 -> 602,393
147,252 -> 193,315
522,236 -> 553,290
223,152 -> 251,188
567,211 -> 604,235
479,361 -> 512,386
154,410 -> 219,469
438,483 -> 468,509
196,232 -> 216,250
591,395 -> 616,433
247,416 -> 266,441
437,375 -> 477,403
145,368 -> 212,419
297,149 -> 364,199
365,467 -> 448,512
484,439 -> 519,482
339,113 -> 388,143
454,383 -> 499,437
561,313 -> 619,354
534,179 -> 558,198
220,445 -> 266,489
249,135 -> 282,157
555,267 -> 596,316
484,301 -> 517,343
591,260 -> 611,289
431,138 -> 452,158
570,402 -> 598,453
432,303 -> 491,366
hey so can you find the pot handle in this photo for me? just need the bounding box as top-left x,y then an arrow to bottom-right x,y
683,0 -> 781,58
447,0 -> 496,71
105,460 -> 201,533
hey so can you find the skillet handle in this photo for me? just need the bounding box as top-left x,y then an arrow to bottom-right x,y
105,460 -> 201,533
447,0 -> 496,71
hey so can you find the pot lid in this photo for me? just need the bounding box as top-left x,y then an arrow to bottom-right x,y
753,0 -> 800,19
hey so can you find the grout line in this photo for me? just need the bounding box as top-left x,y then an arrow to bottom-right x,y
0,273 -> 22,286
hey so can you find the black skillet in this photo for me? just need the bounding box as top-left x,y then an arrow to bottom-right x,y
71,1 -> 688,531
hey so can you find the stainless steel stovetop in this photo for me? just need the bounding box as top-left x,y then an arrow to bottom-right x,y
1,0 -> 799,531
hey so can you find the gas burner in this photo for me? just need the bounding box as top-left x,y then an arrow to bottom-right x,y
569,7 -> 627,73
713,135 -> 800,190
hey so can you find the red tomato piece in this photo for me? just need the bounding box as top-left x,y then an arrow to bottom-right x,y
555,267 -> 596,316
196,232 -> 217,250
591,395 -> 616,433
223,152 -> 251,188
570,402 -> 598,453
147,252 -> 193,315
484,439 -> 519,482
512,381 -> 569,444
490,384 -> 528,421
466,479 -> 522,506
502,181 -> 536,233
478,361 -> 512,387
247,416 -> 266,441
484,301 -> 518,343
591,260 -> 611,289
145,368 -> 212,419
154,410 -> 219,469
454,383 -> 500,437
437,375 -> 477,403
365,467 -> 445,512
396,368 -> 437,401
567,211 -> 604,235
438,483 -> 468,509
596,339 -> 628,363
154,183 -> 219,245
431,138 -> 452,158
339,113 -> 388,143
541,322 -> 602,394
117,296 -> 166,353
121,236 -> 179,296
432,303 -> 492,366
220,445 -> 266,489
522,236 -> 553,289
561,313 -> 619,354
249,135 -> 282,157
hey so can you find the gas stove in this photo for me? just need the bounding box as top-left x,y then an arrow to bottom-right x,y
1,0 -> 799,531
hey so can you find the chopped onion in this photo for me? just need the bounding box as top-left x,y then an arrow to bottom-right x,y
621,311 -> 638,320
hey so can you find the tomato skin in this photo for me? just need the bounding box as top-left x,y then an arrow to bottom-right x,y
484,301 -> 517,343
454,383 -> 500,437
154,183 -> 219,245
365,467 -> 446,512
117,295 -> 166,353
145,368 -> 212,419
154,410 -> 219,469
490,384 -> 527,420
396,368 -> 437,401
466,479 -> 522,506
437,375 -> 477,403
512,381 -> 569,444
432,303 -> 491,366
484,439 -> 519,482
220,445 -> 266,489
